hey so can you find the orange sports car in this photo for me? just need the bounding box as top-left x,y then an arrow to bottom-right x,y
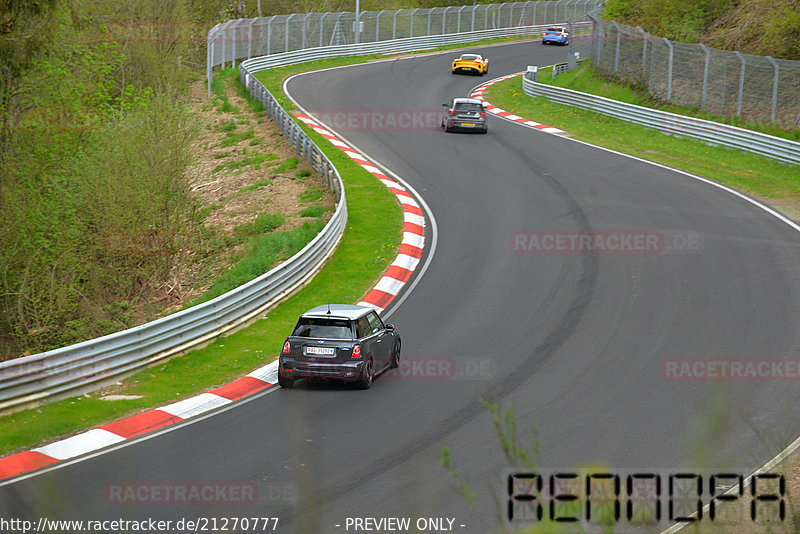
451,53 -> 489,76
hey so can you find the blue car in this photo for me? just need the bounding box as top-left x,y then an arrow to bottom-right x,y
542,26 -> 569,46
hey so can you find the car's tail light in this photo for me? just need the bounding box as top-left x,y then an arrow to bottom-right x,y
282,340 -> 291,354
480,110 -> 486,118
450,109 -> 456,116
351,344 -> 362,358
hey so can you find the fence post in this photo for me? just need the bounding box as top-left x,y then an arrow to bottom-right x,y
637,27 -> 647,82
392,11 -> 397,40
458,5 -> 467,33
766,56 -> 779,123
376,11 -> 382,41
207,38 -> 214,96
664,38 -> 674,101
699,43 -> 710,110
532,2 -> 537,25
266,18 -> 272,55
443,7 -> 450,35
427,8 -> 432,35
734,51 -> 745,117
320,13 -> 326,47
231,22 -> 237,68
248,22 -> 252,59
612,21 -> 621,75
303,13 -> 311,49
471,4 -> 476,31
285,14 -> 293,52
410,8 -> 417,37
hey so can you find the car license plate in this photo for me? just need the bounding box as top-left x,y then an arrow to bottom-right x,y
461,122 -> 475,127
307,346 -> 335,355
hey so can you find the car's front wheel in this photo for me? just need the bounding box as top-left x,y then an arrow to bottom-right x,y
356,359 -> 374,389
390,340 -> 401,369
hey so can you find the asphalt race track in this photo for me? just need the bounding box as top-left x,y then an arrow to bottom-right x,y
3,41 -> 800,533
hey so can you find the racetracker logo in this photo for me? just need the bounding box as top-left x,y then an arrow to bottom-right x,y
307,109 -> 443,132
382,357 -> 495,381
662,359 -> 800,380
510,231 -> 702,254
105,482 -> 259,505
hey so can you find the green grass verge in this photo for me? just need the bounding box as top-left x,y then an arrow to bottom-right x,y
540,62 -> 800,142
486,72 -> 800,202
0,64 -> 403,457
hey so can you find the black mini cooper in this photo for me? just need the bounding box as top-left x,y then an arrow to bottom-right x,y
278,304 -> 400,389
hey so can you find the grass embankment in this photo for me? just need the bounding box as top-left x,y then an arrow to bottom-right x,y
0,63 -> 402,456
486,64 -> 800,212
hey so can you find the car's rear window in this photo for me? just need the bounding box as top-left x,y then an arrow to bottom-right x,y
460,54 -> 479,61
546,28 -> 564,33
455,102 -> 482,113
293,318 -> 353,339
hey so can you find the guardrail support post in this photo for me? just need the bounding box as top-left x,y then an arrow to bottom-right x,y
767,56 -> 779,123
734,51 -> 745,117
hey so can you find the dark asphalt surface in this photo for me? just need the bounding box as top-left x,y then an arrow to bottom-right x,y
3,40 -> 800,533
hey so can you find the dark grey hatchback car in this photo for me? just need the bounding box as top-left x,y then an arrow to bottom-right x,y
278,304 -> 400,389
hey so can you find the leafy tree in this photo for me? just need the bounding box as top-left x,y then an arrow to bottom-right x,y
0,0 -> 58,177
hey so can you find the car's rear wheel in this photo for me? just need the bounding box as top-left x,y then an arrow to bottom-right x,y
356,359 -> 374,389
390,340 -> 401,369
278,372 -> 294,388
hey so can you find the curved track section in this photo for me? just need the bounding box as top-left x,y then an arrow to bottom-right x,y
2,41 -> 800,533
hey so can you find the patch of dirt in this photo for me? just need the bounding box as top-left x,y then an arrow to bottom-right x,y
178,76 -> 336,303
758,197 -> 800,223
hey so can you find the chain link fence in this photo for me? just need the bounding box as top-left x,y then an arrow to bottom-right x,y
207,1 -> 604,93
590,18 -> 800,127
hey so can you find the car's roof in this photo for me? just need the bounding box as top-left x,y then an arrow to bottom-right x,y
301,304 -> 375,320
452,97 -> 483,105
459,53 -> 483,59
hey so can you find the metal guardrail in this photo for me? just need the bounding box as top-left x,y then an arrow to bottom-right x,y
0,84 -> 348,416
240,23 -> 589,75
522,75 -> 800,165
208,0 -> 603,92
0,13 -> 591,415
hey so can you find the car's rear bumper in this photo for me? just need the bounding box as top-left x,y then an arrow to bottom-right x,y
445,118 -> 487,131
452,66 -> 482,74
542,37 -> 567,44
279,358 -> 365,382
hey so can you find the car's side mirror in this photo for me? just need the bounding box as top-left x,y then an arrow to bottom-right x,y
481,102 -> 488,108
385,324 -> 395,331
